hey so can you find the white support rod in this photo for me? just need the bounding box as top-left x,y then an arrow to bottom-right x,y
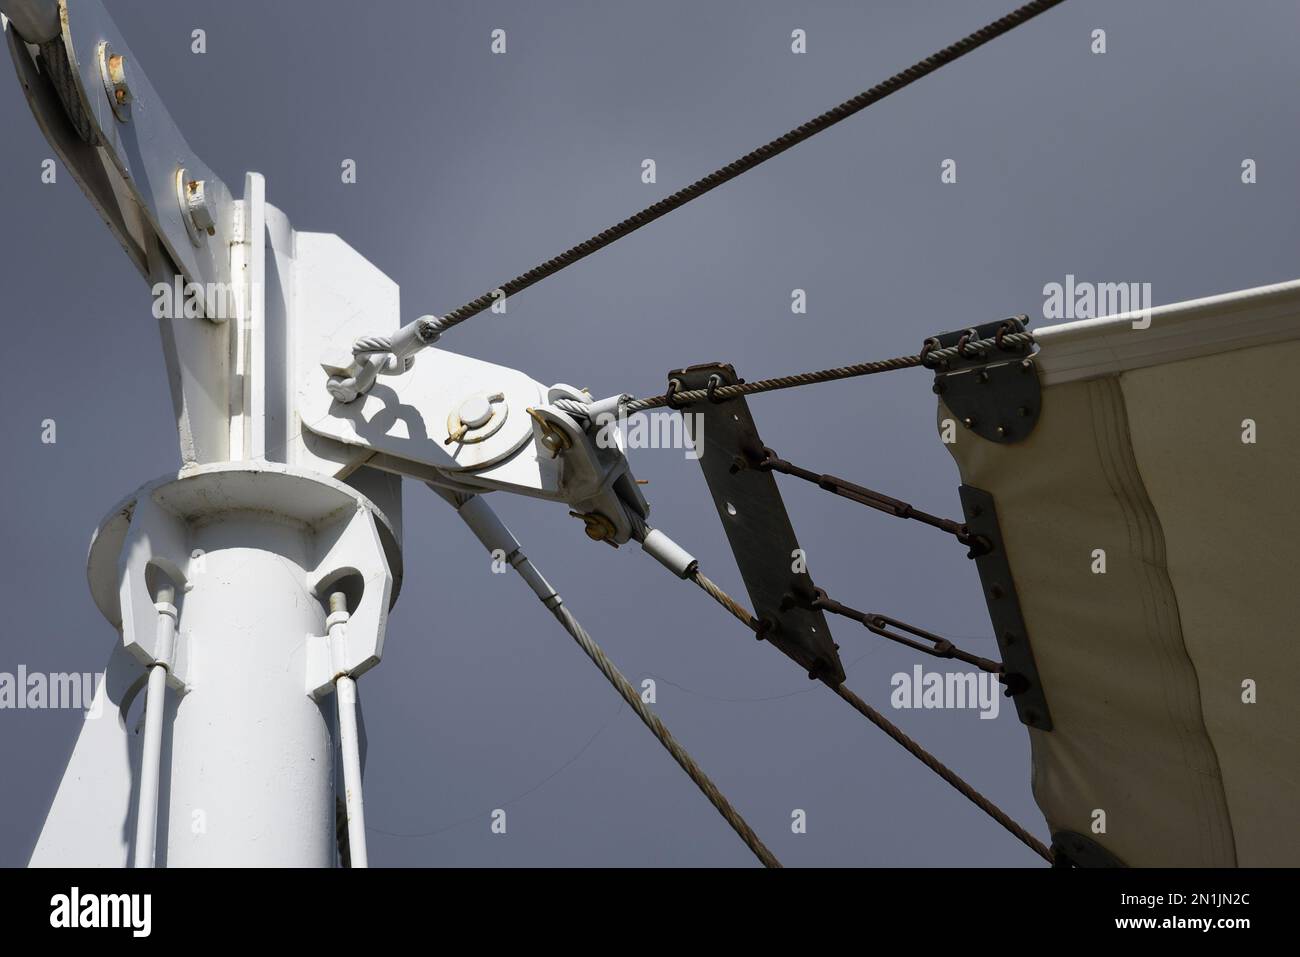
133,584 -> 177,869
329,592 -> 368,868
334,677 -> 368,867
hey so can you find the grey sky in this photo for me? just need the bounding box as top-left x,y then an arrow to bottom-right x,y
0,0 -> 1295,866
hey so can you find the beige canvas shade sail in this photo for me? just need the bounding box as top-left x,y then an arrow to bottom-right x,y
940,279 -> 1300,867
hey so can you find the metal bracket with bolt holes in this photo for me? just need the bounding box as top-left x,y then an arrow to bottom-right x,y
302,502 -> 397,698
958,484 -> 1051,730
931,317 -> 1040,444
4,0 -> 236,314
301,340 -> 650,544
670,363 -> 845,684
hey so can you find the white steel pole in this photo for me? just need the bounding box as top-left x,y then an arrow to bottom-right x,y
162,514 -> 336,867
53,463 -> 399,868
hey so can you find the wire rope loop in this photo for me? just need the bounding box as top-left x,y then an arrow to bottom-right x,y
994,317 -> 1027,352
663,378 -> 685,410
919,337 -> 941,368
956,328 -> 983,359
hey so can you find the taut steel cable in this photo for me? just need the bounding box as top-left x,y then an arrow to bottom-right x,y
425,1 -> 1067,340
625,330 -> 1035,412
683,564 -> 1052,862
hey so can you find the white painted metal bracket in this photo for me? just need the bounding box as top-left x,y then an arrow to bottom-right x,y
7,0 -> 236,303
304,504 -> 396,697
110,492 -> 196,689
5,2 -> 242,464
298,344 -> 649,543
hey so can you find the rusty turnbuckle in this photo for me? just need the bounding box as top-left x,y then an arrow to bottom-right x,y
754,448 -> 991,557
803,589 -> 1004,677
684,567 -> 1051,863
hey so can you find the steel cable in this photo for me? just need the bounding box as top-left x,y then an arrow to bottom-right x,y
625,331 -> 1034,412
430,1 -> 1067,337
684,564 -> 1052,863
831,683 -> 1052,862
545,601 -> 782,868
442,492 -> 782,868
690,569 -> 761,632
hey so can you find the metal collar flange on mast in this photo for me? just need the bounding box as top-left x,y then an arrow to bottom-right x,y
85,463 -> 403,692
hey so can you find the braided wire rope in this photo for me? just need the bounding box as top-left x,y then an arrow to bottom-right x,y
681,562 -> 1052,862
625,331 -> 1034,413
422,1 -> 1067,341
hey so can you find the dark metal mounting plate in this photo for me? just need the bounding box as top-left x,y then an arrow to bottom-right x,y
959,485 -> 1052,730
671,363 -> 846,684
931,318 -> 1040,444
1050,831 -> 1127,868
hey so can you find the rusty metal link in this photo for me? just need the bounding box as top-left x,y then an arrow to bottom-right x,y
919,329 -> 1035,371
918,337 -> 940,365
679,565 -> 1052,863
956,328 -> 983,358
994,315 -> 1030,351
805,588 -> 1004,676
754,448 -> 991,557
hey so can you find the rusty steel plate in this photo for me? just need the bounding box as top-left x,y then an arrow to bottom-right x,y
671,362 -> 845,684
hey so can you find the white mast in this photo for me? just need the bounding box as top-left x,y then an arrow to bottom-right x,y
7,0 -> 661,867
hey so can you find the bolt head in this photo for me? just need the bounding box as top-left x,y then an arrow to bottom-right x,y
99,44 -> 132,121
107,54 -> 130,103
458,395 -> 494,429
185,179 -> 216,235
